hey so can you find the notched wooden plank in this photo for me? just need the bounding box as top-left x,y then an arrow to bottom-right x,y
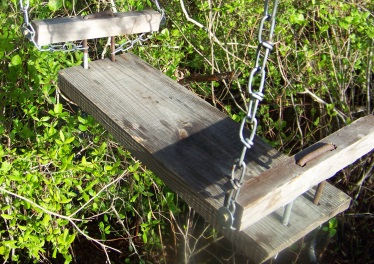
235,114 -> 374,231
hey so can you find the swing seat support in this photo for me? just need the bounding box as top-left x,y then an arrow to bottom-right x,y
58,53 -> 374,263
31,10 -> 161,46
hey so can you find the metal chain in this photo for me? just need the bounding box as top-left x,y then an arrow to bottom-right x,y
112,0 -> 165,54
153,0 -> 166,24
19,0 -> 89,52
113,33 -> 153,54
218,0 -> 279,230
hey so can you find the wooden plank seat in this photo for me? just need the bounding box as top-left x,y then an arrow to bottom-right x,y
31,10 -> 161,45
58,53 -> 373,263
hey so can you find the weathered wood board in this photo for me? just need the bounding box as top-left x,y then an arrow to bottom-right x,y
58,53 -> 355,263
223,182 -> 350,263
236,115 -> 374,230
58,53 -> 284,227
32,10 -> 161,45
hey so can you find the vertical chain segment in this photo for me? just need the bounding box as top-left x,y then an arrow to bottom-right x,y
218,0 -> 279,230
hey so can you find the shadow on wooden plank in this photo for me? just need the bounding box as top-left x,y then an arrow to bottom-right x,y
58,53 -> 353,263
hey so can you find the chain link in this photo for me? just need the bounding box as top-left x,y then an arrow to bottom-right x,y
112,0 -> 165,54
113,33 -> 153,54
219,0 -> 279,230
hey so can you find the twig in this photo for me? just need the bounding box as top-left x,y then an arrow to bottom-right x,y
298,88 -> 347,123
102,244 -> 111,264
366,38 -> 373,114
354,160 -> 374,200
179,0 -> 250,66
170,18 -> 216,70
0,186 -> 83,222
206,0 -> 216,107
190,235 -> 225,258
225,37 -> 247,113
189,223 -> 213,258
69,219 -> 121,253
2,184 -> 15,260
69,170 -> 127,218
110,205 -> 140,256
56,85 -> 78,106
290,93 -> 304,146
0,185 -> 122,254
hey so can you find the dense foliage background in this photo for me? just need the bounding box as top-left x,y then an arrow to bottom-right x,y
0,0 -> 373,263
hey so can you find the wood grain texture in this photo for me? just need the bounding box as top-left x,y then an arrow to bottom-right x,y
236,115 -> 374,230
58,53 -> 284,223
227,182 -> 350,263
32,10 -> 161,45
58,54 -> 352,263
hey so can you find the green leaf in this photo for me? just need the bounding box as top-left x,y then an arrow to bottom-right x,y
99,142 -> 107,152
42,214 -> 51,226
1,214 -> 13,220
66,233 -> 75,244
99,221 -> 105,231
48,0 -> 62,11
78,116 -> 87,124
1,205 -> 10,211
133,173 -> 139,181
8,174 -> 22,181
54,103 -> 63,114
329,228 -> 337,237
2,240 -> 17,249
40,116 -> 51,122
1,161 -> 11,173
18,225 -> 27,231
142,232 -> 147,243
67,191 -> 77,197
313,117 -> 320,126
78,124 -> 87,131
63,228 -> 69,242
59,197 -> 72,204
57,219 -> 69,226
10,55 -> 22,67
52,248 -> 57,258
329,217 -> 338,229
65,137 -> 75,144
59,130 -> 65,142
82,192 -> 89,202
